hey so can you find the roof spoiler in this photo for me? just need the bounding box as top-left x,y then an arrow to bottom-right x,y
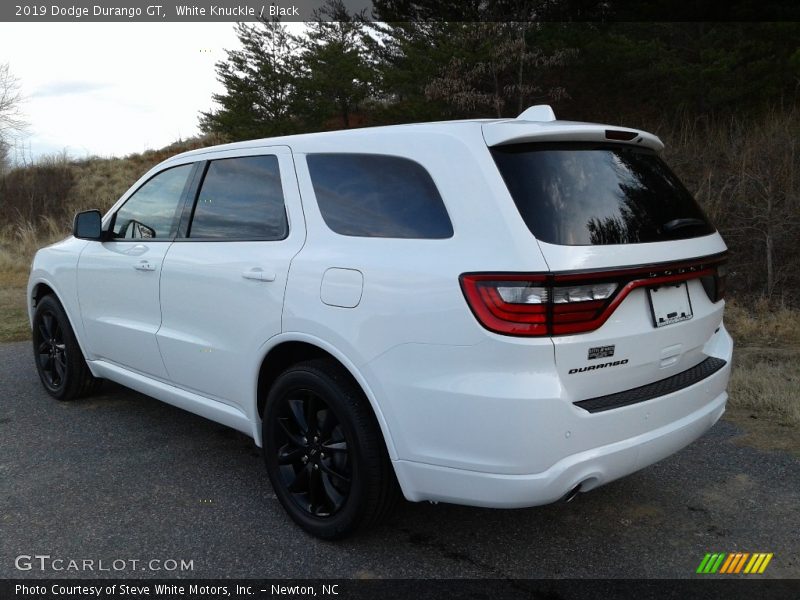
517,105 -> 556,122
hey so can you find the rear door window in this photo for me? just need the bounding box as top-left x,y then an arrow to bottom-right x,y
307,154 -> 453,239
188,155 -> 287,240
490,143 -> 715,245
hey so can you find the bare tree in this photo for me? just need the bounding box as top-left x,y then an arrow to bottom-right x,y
703,111 -> 800,300
0,63 -> 26,173
736,140 -> 800,299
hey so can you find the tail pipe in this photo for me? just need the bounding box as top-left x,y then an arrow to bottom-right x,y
562,483 -> 582,503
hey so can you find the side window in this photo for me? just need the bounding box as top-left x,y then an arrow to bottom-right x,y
188,155 -> 288,240
306,154 -> 453,239
113,164 -> 193,239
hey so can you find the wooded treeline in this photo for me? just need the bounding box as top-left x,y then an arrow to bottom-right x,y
200,4 -> 800,135
198,4 -> 799,304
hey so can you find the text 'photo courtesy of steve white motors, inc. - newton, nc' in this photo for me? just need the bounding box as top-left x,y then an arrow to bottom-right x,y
14,583 -> 339,597
7,0 -> 340,21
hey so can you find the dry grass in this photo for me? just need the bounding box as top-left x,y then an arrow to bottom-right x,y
1,214 -> 66,258
728,351 -> 800,425
724,298 -> 800,348
0,269 -> 29,342
724,299 -> 800,427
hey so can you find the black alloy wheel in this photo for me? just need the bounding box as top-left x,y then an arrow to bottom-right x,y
263,360 -> 399,539
31,295 -> 101,401
274,388 -> 352,517
34,308 -> 67,391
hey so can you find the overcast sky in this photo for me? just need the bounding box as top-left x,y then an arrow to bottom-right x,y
0,23 -> 303,161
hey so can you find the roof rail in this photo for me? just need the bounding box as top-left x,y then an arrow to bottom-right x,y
517,105 -> 556,122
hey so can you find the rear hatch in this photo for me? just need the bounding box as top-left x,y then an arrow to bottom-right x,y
476,121 -> 728,404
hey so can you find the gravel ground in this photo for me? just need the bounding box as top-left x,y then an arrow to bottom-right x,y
1,341 -> 798,579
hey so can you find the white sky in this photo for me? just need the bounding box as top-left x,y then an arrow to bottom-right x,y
0,23 -> 302,161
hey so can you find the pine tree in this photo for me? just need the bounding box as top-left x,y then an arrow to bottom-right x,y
295,0 -> 373,129
199,19 -> 300,140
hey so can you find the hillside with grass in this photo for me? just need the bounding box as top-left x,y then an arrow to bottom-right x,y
0,135 -> 221,338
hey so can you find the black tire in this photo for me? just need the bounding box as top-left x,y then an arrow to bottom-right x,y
32,294 -> 101,401
262,359 -> 399,539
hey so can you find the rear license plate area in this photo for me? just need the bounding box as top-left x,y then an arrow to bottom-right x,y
648,282 -> 693,328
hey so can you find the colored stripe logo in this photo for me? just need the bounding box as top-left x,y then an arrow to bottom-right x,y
696,552 -> 773,574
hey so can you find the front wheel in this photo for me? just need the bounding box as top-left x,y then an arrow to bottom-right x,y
262,359 -> 398,539
32,295 -> 100,401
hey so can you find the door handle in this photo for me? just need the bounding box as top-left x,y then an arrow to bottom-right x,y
133,260 -> 156,272
242,268 -> 276,282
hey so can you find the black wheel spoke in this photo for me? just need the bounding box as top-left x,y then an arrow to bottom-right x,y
42,314 -> 54,338
277,417 -> 306,447
287,464 -> 310,493
321,440 -> 347,453
305,392 -> 320,433
287,398 -> 308,434
308,466 -> 323,513
319,459 -> 350,484
54,356 -> 66,381
318,408 -> 336,437
320,472 -> 345,512
277,445 -> 306,465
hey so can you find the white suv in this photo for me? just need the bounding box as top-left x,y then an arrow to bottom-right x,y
28,106 -> 732,538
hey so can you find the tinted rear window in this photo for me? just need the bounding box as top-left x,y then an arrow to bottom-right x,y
307,154 -> 453,239
490,143 -> 715,245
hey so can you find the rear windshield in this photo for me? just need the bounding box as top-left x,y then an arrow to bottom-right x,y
490,143 -> 715,245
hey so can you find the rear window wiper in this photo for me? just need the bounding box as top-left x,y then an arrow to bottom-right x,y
662,218 -> 706,232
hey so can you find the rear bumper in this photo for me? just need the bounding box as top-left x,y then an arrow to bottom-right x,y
371,323 -> 733,508
393,388 -> 726,508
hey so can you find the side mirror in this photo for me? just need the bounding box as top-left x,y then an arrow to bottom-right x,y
73,210 -> 103,241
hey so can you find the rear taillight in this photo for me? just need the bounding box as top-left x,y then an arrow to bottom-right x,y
701,263 -> 727,303
462,275 -> 549,335
460,255 -> 727,337
461,275 -> 619,335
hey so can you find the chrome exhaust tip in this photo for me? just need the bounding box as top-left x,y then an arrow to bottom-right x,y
563,484 -> 582,503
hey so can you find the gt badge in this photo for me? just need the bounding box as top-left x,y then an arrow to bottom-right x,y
588,345 -> 615,360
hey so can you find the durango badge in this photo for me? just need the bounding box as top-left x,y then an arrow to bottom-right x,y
569,359 -> 629,374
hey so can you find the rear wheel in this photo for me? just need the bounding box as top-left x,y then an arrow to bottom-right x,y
32,295 -> 101,401
263,359 -> 398,539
